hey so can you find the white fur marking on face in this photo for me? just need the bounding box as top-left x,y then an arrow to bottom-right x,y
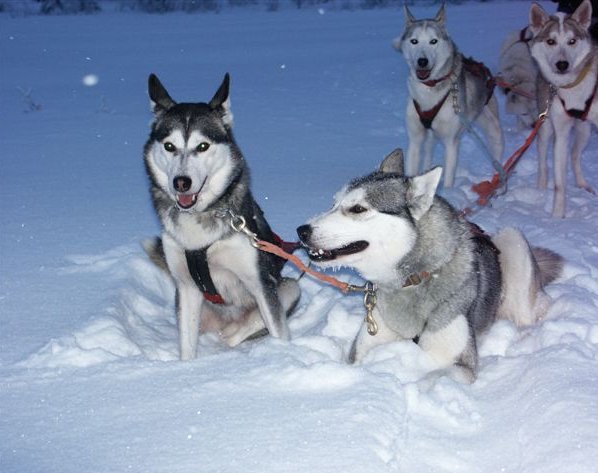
164,129 -> 186,149
308,187 -> 417,284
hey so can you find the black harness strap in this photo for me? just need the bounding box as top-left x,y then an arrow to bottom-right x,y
185,248 -> 226,305
185,232 -> 299,306
559,77 -> 598,121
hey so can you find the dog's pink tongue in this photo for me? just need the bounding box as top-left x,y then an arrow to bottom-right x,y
417,69 -> 431,80
178,194 -> 195,207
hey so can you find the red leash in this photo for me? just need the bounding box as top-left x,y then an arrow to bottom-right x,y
470,110 -> 548,207
495,76 -> 535,100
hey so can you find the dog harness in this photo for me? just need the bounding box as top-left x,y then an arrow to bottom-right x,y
558,71 -> 598,122
518,26 -> 532,43
185,233 -> 298,305
413,56 -> 496,129
413,93 -> 451,129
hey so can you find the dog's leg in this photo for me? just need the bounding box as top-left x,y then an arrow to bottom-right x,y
441,135 -> 460,187
162,234 -> 203,360
222,278 -> 300,347
417,314 -> 475,382
348,307 -> 399,363
406,105 -> 426,175
422,131 -> 436,171
536,119 -> 553,189
571,120 -> 594,194
477,97 -> 505,170
551,115 -> 574,218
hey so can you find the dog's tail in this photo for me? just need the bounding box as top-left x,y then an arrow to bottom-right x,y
492,227 -> 563,326
532,246 -> 564,287
142,236 -> 170,274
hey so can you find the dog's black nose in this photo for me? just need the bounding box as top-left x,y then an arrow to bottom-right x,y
417,57 -> 429,68
296,224 -> 312,242
556,61 -> 569,72
173,176 -> 192,193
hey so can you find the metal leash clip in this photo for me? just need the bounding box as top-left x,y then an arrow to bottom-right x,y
226,210 -> 260,248
363,282 -> 378,336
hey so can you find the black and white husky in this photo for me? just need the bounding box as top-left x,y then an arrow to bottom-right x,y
394,4 -> 504,187
298,149 -> 562,383
143,74 -> 300,360
529,0 -> 597,217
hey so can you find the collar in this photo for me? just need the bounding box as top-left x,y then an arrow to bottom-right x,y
561,59 -> 594,89
421,69 -> 454,87
403,271 -> 432,288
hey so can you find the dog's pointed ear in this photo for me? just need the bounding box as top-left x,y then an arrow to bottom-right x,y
571,0 -> 593,31
209,73 -> 233,128
434,3 -> 446,25
529,2 -> 550,35
407,167 -> 442,220
148,74 -> 176,115
379,148 -> 405,175
403,4 -> 416,25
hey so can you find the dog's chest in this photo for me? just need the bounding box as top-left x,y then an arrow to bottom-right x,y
208,234 -> 261,298
377,288 -> 427,338
410,80 -> 454,111
162,211 -> 226,250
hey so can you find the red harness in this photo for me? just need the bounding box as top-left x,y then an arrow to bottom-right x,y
413,92 -> 451,129
413,57 -> 495,129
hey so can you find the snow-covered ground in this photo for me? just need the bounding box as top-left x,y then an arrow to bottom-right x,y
2,2 -> 598,472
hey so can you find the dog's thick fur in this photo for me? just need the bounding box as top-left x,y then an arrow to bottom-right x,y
498,27 -> 539,129
529,0 -> 597,217
394,4 -> 504,187
297,149 -> 562,383
143,74 -> 299,359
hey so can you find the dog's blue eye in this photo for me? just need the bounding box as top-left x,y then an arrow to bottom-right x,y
568,38 -> 576,46
197,142 -> 210,153
164,142 -> 176,152
430,39 -> 438,45
547,38 -> 556,46
410,39 -> 418,45
349,205 -> 367,214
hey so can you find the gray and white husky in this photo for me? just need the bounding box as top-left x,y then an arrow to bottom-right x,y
498,26 -> 539,129
297,149 -> 562,383
529,0 -> 597,218
143,74 -> 300,360
394,4 -> 504,187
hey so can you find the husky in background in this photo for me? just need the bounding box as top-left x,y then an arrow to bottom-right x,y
393,4 -> 504,187
498,27 -> 539,129
529,0 -> 597,218
297,149 -> 562,383
143,74 -> 300,360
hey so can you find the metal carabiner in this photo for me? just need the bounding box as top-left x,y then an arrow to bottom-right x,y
363,282 -> 378,336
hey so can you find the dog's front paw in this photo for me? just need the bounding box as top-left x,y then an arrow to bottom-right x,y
579,182 -> 596,195
221,309 -> 266,347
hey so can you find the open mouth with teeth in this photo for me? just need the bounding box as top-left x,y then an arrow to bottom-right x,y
416,69 -> 431,80
176,192 -> 199,209
175,177 -> 207,210
305,240 -> 369,262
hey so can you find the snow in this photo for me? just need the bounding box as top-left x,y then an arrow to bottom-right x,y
1,1 -> 598,472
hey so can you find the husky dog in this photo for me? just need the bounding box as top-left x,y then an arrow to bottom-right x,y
529,0 -> 597,218
143,74 -> 300,360
393,4 -> 504,187
498,27 -> 539,129
297,149 -> 562,383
